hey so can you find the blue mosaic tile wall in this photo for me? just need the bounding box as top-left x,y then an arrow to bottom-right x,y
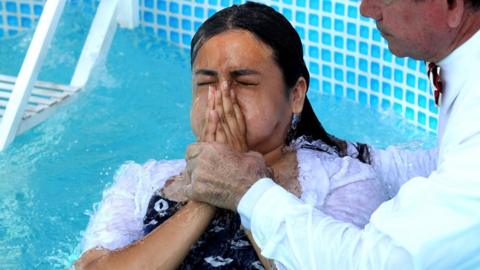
0,0 -> 439,133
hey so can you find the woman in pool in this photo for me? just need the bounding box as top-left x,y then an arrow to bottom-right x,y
75,2 -> 435,270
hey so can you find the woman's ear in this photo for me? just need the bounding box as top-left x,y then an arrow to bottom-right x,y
290,77 -> 307,114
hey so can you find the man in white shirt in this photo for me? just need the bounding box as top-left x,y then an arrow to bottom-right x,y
184,0 -> 480,269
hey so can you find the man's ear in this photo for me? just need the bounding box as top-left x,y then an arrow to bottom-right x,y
445,0 -> 465,28
290,77 -> 307,114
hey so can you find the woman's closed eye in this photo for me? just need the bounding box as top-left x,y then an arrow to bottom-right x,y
197,81 -> 216,86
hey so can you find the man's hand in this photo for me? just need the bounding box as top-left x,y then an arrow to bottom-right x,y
184,142 -> 271,211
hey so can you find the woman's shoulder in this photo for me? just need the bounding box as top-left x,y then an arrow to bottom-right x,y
113,159 -> 186,191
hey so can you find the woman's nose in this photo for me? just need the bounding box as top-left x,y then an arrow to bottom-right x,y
360,0 -> 383,21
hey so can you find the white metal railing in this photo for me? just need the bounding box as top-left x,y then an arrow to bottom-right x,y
0,0 -> 139,151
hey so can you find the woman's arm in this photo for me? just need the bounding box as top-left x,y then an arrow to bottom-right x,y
75,201 -> 215,270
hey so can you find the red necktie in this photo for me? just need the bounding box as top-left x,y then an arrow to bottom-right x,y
427,62 -> 443,107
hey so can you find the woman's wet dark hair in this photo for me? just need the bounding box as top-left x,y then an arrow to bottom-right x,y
190,1 -> 371,164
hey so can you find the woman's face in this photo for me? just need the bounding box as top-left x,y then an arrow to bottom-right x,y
191,29 -> 301,155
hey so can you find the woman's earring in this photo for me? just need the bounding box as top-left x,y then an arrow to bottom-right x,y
291,113 -> 301,130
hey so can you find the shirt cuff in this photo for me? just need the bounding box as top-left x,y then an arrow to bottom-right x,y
237,178 -> 278,230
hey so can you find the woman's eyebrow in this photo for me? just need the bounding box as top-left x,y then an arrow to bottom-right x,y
194,69 -> 217,76
230,69 -> 260,77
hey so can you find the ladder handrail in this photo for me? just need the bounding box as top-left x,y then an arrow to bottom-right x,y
0,0 -> 67,151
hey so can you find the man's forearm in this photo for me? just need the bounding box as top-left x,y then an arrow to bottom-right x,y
240,179 -> 414,270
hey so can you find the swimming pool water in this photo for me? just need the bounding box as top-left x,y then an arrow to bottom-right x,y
0,4 -> 435,269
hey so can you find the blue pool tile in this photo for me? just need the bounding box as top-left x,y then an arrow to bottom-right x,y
33,4 -> 42,15
322,33 -> 331,45
360,25 -> 369,39
296,26 -> 305,39
347,22 -> 356,35
0,2 -> 3,11
359,58 -> 368,72
372,29 -> 382,42
208,9 -> 216,17
208,0 -> 217,5
308,30 -> 319,42
371,62 -> 380,75
194,7 -> 204,18
358,75 -> 367,88
21,17 -> 31,27
297,0 -> 306,7
418,112 -> 426,125
322,81 -> 332,95
194,21 -> 202,31
310,78 -> 319,91
157,14 -> 166,25
383,48 -> 392,62
158,28 -> 167,39
182,5 -> 192,16
370,95 -> 379,108
395,57 -> 405,66
309,46 -> 319,58
359,41 -> 367,55
336,84 -> 345,98
309,0 -> 319,10
144,0 -> 153,8
7,16 -> 18,26
347,5 -> 357,18
169,1 -> 179,13
169,17 -> 179,28
145,26 -> 154,34
170,31 -> 180,43
393,103 -> 403,114
346,38 -> 356,52
394,86 -> 403,99
347,71 -> 355,84
382,82 -> 391,96
429,100 -> 438,114
418,78 -> 428,92
0,29 -> 3,37
157,0 -> 166,11
381,99 -> 391,110
296,11 -> 306,23
221,0 -> 230,7
144,11 -> 153,23
310,62 -> 320,74
334,36 -> 344,48
322,65 -> 332,78
406,73 -> 415,87
334,52 -> 343,65
283,9 -> 292,20
322,17 -> 331,29
429,117 -> 438,130
182,19 -> 191,30
309,14 -> 319,26
334,68 -> 344,81
6,2 -> 16,12
371,45 -> 380,58
334,19 -> 344,32
323,1 -> 332,12
394,69 -> 403,83
407,58 -> 417,71
283,0 -> 293,4
20,3 -> 30,13
383,66 -> 392,79
347,87 -> 356,100
346,55 -> 355,68
322,49 -> 332,62
406,107 -> 414,120
335,3 -> 345,15
418,95 -> 427,108
406,90 -> 415,104
182,33 -> 191,45
359,91 -> 367,105
370,78 -> 379,92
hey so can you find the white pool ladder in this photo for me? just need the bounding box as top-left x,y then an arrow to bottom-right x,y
0,0 -> 139,151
